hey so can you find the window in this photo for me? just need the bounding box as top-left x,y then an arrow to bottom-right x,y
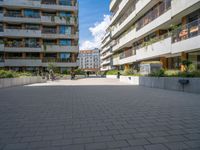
59,0 -> 71,6
59,39 -> 71,46
24,9 -> 40,18
60,53 -> 70,59
59,12 -> 71,17
59,26 -> 71,34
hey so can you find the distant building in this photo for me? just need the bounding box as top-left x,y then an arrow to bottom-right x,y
78,49 -> 100,72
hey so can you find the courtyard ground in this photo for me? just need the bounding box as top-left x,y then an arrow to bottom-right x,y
0,78 -> 200,150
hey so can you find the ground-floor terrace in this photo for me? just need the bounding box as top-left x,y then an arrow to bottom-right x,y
0,78 -> 200,150
115,50 -> 200,72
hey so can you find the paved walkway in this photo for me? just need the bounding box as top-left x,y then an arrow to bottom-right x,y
0,78 -> 200,150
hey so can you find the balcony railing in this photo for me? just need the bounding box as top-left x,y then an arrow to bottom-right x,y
133,32 -> 171,51
5,41 -> 41,48
4,13 -> 40,18
42,58 -> 72,63
120,48 -> 136,60
172,19 -> 200,43
42,29 -> 57,34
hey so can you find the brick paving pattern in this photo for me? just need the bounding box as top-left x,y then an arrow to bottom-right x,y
0,78 -> 200,150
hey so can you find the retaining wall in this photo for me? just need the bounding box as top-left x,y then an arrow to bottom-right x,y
0,77 -> 46,89
119,76 -> 200,94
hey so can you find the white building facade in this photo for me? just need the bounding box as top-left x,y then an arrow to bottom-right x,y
101,0 -> 200,72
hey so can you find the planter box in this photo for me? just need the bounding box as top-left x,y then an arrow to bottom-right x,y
106,75 -> 118,79
0,77 -> 46,89
120,76 -> 200,94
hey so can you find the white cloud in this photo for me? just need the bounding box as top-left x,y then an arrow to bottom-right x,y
80,15 -> 110,50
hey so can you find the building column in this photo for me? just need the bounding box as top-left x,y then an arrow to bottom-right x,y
181,52 -> 188,71
71,53 -> 76,62
22,53 -> 26,59
40,53 -> 43,60
124,64 -> 130,71
160,57 -> 167,69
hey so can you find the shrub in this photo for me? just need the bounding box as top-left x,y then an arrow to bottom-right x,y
106,70 -> 119,75
149,69 -> 165,77
75,69 -> 85,75
62,70 -> 70,75
164,70 -> 180,77
0,70 -> 15,78
0,70 -> 34,79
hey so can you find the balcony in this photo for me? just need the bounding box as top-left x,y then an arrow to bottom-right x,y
42,29 -> 78,39
171,0 -> 200,17
42,45 -> 79,52
2,0 -> 41,9
111,0 -> 130,25
110,0 -> 119,11
41,1 -> 77,12
135,0 -> 151,15
42,58 -> 78,67
113,26 -> 136,52
111,5 -> 136,38
136,10 -> 171,39
101,58 -> 111,66
172,19 -> 200,54
4,59 -> 42,67
4,29 -> 41,38
100,65 -> 112,71
101,51 -> 113,60
4,42 -> 41,52
41,16 -> 76,25
119,55 -> 137,65
3,12 -> 41,24
135,36 -> 172,61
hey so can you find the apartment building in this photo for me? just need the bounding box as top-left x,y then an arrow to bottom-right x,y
79,49 -> 100,72
0,0 -> 79,73
101,0 -> 200,72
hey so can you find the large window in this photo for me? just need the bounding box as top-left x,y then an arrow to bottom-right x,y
188,51 -> 200,70
24,9 -> 40,18
59,26 -> 71,34
59,0 -> 71,6
59,39 -> 71,46
59,11 -> 71,17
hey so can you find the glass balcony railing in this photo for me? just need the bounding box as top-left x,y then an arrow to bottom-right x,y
133,32 -> 171,51
42,58 -> 72,63
4,12 -> 40,18
5,41 -> 41,48
42,29 -> 57,34
172,19 -> 200,43
120,48 -> 136,60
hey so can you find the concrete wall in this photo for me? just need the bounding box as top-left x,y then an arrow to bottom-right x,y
106,75 -> 118,79
0,77 -> 46,89
119,76 -> 200,94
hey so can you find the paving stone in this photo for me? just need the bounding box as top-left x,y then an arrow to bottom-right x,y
164,142 -> 189,150
127,138 -> 150,146
0,78 -> 200,150
144,144 -> 168,150
85,142 -> 107,150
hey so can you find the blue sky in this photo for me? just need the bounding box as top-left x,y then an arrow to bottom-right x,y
79,0 -> 110,50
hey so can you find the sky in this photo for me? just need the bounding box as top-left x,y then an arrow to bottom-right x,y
79,0 -> 110,50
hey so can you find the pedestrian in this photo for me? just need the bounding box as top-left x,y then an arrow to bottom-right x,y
117,71 -> 121,79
